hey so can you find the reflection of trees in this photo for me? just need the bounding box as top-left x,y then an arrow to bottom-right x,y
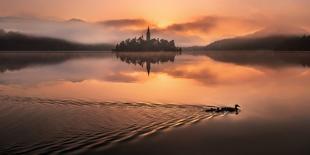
0,53 -> 110,73
198,51 -> 310,68
115,52 -> 181,75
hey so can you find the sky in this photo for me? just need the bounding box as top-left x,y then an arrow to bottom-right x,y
0,0 -> 309,45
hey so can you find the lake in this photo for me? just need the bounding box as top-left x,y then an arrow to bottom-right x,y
0,51 -> 310,154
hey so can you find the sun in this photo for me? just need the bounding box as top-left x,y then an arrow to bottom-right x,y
156,20 -> 172,28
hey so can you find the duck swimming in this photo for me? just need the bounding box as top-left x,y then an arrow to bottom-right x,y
205,104 -> 240,114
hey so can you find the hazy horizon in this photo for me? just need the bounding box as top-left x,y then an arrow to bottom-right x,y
0,0 -> 310,46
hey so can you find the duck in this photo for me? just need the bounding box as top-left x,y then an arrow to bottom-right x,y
220,104 -> 240,112
205,104 -> 240,114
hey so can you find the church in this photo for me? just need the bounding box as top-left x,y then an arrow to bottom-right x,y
113,27 -> 182,52
146,26 -> 151,41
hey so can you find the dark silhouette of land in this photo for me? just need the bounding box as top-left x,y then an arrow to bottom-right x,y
185,27 -> 310,51
0,29 -> 113,51
2,27 -> 309,52
115,52 -> 181,75
113,27 -> 182,52
204,35 -> 310,51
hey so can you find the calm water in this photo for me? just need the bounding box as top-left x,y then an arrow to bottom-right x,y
0,51 -> 310,154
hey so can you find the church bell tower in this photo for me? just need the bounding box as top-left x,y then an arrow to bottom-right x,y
146,26 -> 151,41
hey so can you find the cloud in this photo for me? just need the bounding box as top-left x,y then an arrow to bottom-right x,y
143,16 -> 263,45
0,15 -> 305,46
165,16 -> 219,33
0,16 -> 203,45
0,16 -> 139,44
99,19 -> 150,28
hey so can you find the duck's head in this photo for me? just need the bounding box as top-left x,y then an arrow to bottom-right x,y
235,104 -> 240,109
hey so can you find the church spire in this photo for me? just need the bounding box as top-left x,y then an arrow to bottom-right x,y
146,26 -> 151,41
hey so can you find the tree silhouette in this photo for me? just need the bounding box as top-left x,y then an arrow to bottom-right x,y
113,27 -> 182,52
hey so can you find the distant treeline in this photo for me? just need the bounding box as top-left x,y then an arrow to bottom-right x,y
113,37 -> 182,52
205,35 -> 310,51
0,30 -> 113,51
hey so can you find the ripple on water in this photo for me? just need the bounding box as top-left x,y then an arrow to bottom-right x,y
0,95 -> 217,154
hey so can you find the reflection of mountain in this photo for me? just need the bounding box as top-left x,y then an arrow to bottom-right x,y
199,51 -> 310,68
0,53 -> 110,73
115,52 -> 181,75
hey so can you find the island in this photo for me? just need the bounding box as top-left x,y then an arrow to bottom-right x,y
113,27 -> 182,52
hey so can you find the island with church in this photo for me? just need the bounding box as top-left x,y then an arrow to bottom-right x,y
113,27 -> 182,52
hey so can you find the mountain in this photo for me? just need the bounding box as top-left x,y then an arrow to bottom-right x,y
247,25 -> 309,38
205,27 -> 310,51
0,16 -> 118,44
66,18 -> 86,23
0,30 -> 114,51
205,35 -> 310,51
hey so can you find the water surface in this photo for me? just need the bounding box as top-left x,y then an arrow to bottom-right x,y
0,51 -> 310,154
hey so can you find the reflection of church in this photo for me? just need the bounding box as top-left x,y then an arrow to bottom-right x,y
115,52 -> 181,75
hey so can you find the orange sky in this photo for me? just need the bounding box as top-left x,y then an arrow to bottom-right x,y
0,0 -> 309,45
0,0 -> 309,25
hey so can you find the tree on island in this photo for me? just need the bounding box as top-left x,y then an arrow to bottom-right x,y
113,27 -> 182,52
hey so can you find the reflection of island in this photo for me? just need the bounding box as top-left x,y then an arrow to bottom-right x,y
115,52 -> 181,75
113,27 -> 182,52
